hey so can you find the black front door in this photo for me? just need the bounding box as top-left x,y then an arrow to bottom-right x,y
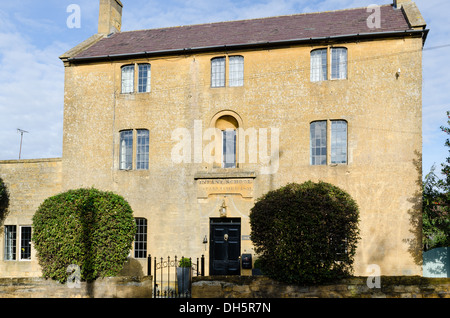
210,218 -> 241,275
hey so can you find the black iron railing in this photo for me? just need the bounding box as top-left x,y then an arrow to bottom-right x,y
148,255 -> 205,298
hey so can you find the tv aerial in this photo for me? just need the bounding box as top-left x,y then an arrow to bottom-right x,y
17,129 -> 29,160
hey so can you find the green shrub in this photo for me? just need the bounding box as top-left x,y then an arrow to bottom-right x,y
249,181 -> 360,285
178,257 -> 192,268
32,188 -> 136,283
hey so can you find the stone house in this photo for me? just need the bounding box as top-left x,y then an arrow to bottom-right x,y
0,0 -> 428,278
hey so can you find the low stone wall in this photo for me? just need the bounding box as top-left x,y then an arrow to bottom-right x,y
192,276 -> 450,298
0,276 -> 152,298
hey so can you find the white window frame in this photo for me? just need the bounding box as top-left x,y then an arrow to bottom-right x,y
310,49 -> 327,82
121,65 -> 135,93
211,56 -> 244,88
310,120 -> 348,166
229,56 -> 244,87
138,64 -> 151,93
211,57 -> 226,88
4,225 -> 16,261
136,129 -> 150,170
120,130 -> 133,170
310,121 -> 327,165
134,218 -> 147,259
330,120 -> 348,164
331,48 -> 348,80
311,47 -> 347,82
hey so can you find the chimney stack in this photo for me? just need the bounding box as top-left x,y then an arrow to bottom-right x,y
393,0 -> 410,9
98,0 -> 123,35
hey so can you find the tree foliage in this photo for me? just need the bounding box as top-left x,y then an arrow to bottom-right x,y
250,181 -> 360,285
32,188 -> 136,283
0,177 -> 9,227
423,111 -> 450,251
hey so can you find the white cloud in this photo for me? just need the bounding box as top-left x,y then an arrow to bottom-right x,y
0,11 -> 65,160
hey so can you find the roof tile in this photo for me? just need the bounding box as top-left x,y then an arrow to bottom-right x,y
74,5 -> 411,59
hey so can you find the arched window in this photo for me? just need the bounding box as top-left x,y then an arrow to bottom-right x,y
215,115 -> 239,168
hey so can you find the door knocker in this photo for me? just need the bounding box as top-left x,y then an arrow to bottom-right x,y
224,234 -> 229,241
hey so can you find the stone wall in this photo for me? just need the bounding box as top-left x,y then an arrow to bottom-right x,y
192,276 -> 450,298
0,276 -> 152,298
0,158 -> 63,277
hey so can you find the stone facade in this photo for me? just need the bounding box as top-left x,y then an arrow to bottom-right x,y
0,1 -> 428,280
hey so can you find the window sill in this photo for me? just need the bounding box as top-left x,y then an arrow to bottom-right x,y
310,78 -> 347,83
120,92 -> 151,95
118,169 -> 150,173
194,169 -> 256,180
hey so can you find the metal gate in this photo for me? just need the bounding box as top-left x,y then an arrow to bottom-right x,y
148,255 -> 205,298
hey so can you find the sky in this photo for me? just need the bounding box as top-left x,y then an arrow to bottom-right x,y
0,0 -> 448,178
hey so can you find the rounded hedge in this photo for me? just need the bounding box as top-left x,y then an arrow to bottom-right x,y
32,188 -> 136,283
249,181 -> 360,285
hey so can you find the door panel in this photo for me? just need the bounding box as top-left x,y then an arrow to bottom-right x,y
210,218 -> 241,275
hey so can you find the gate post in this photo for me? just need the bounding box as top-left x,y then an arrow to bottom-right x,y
201,255 -> 205,276
147,254 -> 151,276
153,257 -> 157,297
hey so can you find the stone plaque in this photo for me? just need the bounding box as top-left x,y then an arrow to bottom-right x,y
197,178 -> 254,198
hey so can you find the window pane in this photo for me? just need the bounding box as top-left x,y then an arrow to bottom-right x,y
331,48 -> 347,80
138,64 -> 151,93
222,129 -> 237,168
331,120 -> 347,164
310,121 -> 327,165
311,49 -> 327,82
134,218 -> 147,259
120,130 -> 133,170
121,65 -> 134,93
211,57 -> 226,87
20,226 -> 31,260
4,225 -> 16,260
136,129 -> 149,170
229,56 -> 244,87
